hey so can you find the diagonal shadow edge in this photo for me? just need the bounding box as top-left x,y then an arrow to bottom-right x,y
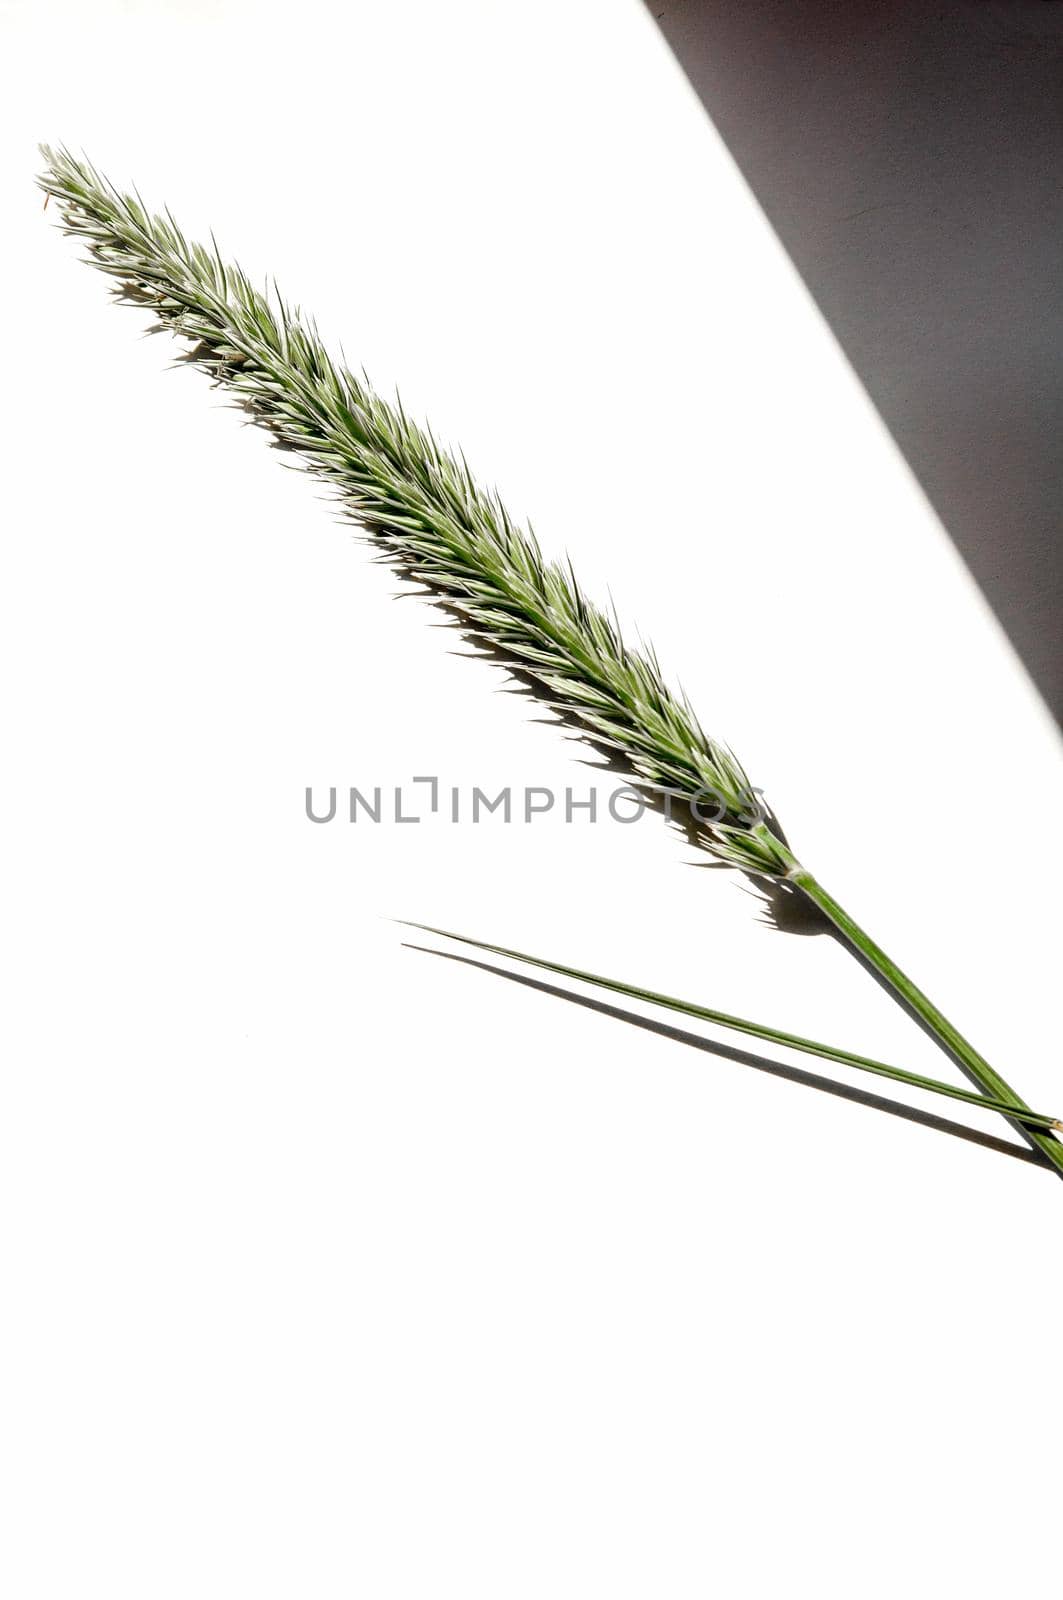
643,0 -> 1063,723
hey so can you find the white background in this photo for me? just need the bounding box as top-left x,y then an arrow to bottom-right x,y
1,1 -> 1061,1594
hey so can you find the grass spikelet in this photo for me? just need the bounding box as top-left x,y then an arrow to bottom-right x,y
37,144 -> 1063,1180
37,144 -> 788,878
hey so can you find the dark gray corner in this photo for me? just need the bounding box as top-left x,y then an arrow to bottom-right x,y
646,0 -> 1063,721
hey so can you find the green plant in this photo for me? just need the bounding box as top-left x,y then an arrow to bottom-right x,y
38,145 -> 1063,1176
402,924 -> 1063,1132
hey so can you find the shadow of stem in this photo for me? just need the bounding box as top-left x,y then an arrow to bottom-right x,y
404,942 -> 1050,1173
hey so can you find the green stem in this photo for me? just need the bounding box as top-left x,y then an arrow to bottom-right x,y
772,845 -> 1063,1177
402,923 -> 1063,1131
